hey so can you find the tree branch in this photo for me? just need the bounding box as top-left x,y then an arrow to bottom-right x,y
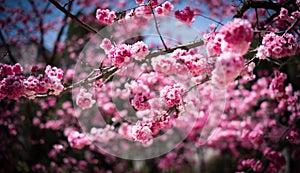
233,0 -> 281,18
48,0 -> 103,38
145,39 -> 204,59
234,0 -> 296,19
36,39 -> 204,98
50,0 -> 74,65
0,29 -> 17,64
150,5 -> 168,50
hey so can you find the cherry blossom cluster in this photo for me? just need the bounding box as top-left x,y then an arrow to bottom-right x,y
131,93 -> 151,111
256,32 -> 297,59
96,9 -> 116,25
203,19 -> 253,88
0,64 -> 64,100
160,84 -> 184,107
204,18 -> 253,56
275,7 -> 300,26
105,40 -> 149,67
151,55 -> 178,75
132,121 -> 153,144
211,52 -> 244,88
67,130 -> 92,149
174,6 -> 195,24
172,49 -> 215,77
76,88 -> 96,109
204,70 -> 300,172
155,1 -> 174,16
239,158 -> 263,172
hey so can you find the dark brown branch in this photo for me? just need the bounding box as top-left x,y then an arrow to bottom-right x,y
50,0 -> 74,65
145,39 -> 204,59
233,0 -> 281,18
234,0 -> 296,19
285,17 -> 300,34
0,30 -> 17,63
29,0 -> 50,63
48,0 -> 101,37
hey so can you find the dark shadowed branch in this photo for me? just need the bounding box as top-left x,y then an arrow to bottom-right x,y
0,29 -> 17,63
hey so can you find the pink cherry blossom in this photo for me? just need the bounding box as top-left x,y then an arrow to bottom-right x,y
160,84 -> 184,107
211,52 -> 244,88
130,41 -> 149,60
108,44 -> 133,67
174,6 -> 194,24
96,9 -> 116,24
76,88 -> 96,109
219,18 -> 253,55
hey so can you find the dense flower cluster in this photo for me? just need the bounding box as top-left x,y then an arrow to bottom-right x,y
256,32 -> 297,59
2,0 -> 300,172
132,121 -> 153,144
76,88 -> 96,109
0,64 -> 64,99
160,84 -> 184,107
204,18 -> 253,56
131,93 -> 151,111
211,52 -> 244,88
108,44 -> 133,67
172,49 -> 214,77
219,18 -> 253,54
203,32 -> 223,56
96,9 -> 116,25
106,41 -> 149,67
155,1 -> 174,16
130,41 -> 149,60
151,55 -> 177,75
174,6 -> 194,24
67,130 -> 92,149
203,19 -> 253,88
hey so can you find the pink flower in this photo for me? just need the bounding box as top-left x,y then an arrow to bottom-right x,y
108,44 -> 133,67
132,122 -> 153,143
219,18 -> 253,55
118,123 -> 134,140
151,55 -> 177,75
160,84 -> 184,107
96,9 -> 116,25
135,0 -> 144,4
211,52 -> 244,88
131,41 -> 149,60
181,54 -> 214,77
131,93 -> 151,111
248,129 -> 264,145
258,32 -> 297,59
76,88 -> 96,109
12,63 -> 23,74
156,1 -> 174,15
100,38 -> 113,53
174,6 -> 194,24
68,131 -> 91,149
203,32 -> 223,56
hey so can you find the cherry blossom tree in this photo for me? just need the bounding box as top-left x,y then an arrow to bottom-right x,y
0,0 -> 299,172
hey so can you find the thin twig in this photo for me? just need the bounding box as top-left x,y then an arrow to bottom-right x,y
195,14 -> 224,26
150,5 -> 168,50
